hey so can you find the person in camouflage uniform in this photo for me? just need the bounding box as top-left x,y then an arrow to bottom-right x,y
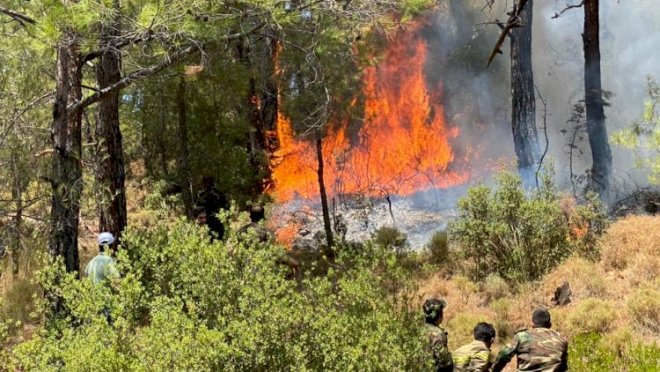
492,308 -> 568,372
422,298 -> 453,372
452,322 -> 496,372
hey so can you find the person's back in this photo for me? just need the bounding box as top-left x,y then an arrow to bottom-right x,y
492,309 -> 568,372
85,253 -> 119,284
452,322 -> 496,372
422,299 -> 453,372
85,232 -> 119,285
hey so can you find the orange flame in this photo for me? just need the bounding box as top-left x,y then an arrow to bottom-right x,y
270,26 -> 468,203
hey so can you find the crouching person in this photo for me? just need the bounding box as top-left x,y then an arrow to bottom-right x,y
492,308 -> 568,372
452,322 -> 496,372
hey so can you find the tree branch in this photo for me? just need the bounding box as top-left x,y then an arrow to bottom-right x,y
552,1 -> 584,19
68,21 -> 266,113
0,6 -> 36,27
68,45 -> 199,113
486,0 -> 529,67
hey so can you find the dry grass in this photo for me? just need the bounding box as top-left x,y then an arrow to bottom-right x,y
417,215 -> 660,354
600,215 -> 660,272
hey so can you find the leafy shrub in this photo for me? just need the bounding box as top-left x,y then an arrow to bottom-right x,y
373,226 -> 408,252
449,169 -> 605,283
481,274 -> 510,304
7,221 -> 429,371
569,332 -> 660,372
627,279 -> 660,333
426,231 -> 450,265
563,299 -> 617,334
490,298 -> 513,342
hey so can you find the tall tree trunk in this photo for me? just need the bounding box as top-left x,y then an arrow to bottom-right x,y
583,0 -> 612,199
50,32 -> 82,274
316,136 -> 334,258
510,0 -> 539,186
177,76 -> 194,217
261,35 -> 279,134
96,1 -> 127,240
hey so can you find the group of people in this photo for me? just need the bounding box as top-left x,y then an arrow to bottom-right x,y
423,298 -> 568,372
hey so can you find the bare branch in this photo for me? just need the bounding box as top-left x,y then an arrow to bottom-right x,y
0,6 -> 36,27
552,1 -> 584,19
486,0 -> 530,67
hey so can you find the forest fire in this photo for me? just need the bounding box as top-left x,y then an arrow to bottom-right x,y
270,26 -> 469,203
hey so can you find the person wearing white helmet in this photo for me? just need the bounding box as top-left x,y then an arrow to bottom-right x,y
85,232 -> 120,285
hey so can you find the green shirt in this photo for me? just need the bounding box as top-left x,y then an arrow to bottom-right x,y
85,253 -> 119,284
453,340 -> 493,372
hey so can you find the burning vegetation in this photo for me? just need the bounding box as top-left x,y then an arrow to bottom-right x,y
270,24 -> 469,203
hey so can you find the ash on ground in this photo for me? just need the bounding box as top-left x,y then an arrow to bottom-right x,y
271,186 -> 469,250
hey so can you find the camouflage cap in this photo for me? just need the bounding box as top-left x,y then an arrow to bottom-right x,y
423,298 -> 447,318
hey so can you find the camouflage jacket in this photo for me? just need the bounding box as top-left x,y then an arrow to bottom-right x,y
452,340 -> 493,372
423,323 -> 453,372
492,328 -> 568,372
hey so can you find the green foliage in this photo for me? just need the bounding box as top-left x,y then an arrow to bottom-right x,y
373,226 -> 408,252
7,222 -> 429,370
562,298 -> 617,334
449,169 -> 605,283
481,274 -> 510,304
614,77 -> 660,184
569,332 -> 660,371
627,279 -> 660,333
490,298 -> 513,343
426,230 -> 450,265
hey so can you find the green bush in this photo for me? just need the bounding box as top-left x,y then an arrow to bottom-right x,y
426,231 -> 450,265
490,298 -> 514,343
373,226 -> 408,253
563,299 -> 617,334
7,221 -> 430,371
481,274 -> 510,304
627,279 -> 660,333
569,332 -> 660,371
449,169 -> 605,283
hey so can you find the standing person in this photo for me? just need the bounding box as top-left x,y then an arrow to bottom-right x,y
85,232 -> 120,324
492,308 -> 568,372
197,176 -> 229,240
85,232 -> 119,285
452,322 -> 496,372
238,205 -> 270,243
422,298 -> 453,372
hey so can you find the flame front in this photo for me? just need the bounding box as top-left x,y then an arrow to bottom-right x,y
270,26 -> 468,202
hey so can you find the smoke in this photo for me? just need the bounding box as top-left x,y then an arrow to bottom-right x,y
425,0 -> 660,195
273,1 -> 660,249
